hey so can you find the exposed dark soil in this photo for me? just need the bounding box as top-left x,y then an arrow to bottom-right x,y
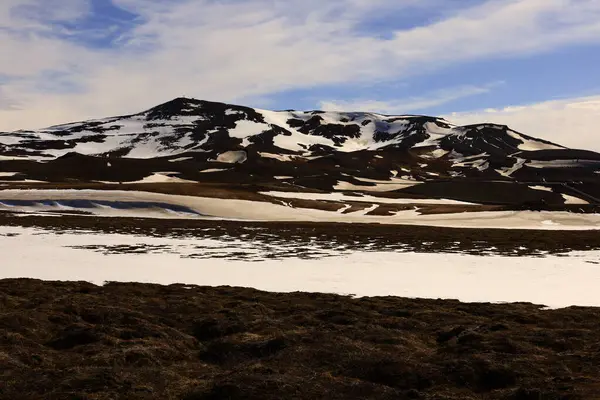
2,279 -> 600,399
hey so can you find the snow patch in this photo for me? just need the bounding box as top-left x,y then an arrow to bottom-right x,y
200,168 -> 230,173
506,130 -> 563,151
529,185 -> 553,193
353,176 -> 417,185
169,157 -> 194,162
0,155 -> 30,161
130,172 -> 197,184
258,109 -> 336,152
351,204 -> 378,215
262,191 -> 476,205
228,120 -> 270,142
562,194 -> 589,205
496,158 -> 526,177
452,153 -> 489,171
0,179 -> 47,183
431,149 -> 450,158
413,122 -> 453,148
216,151 -> 247,164
334,181 -> 419,192
336,204 -> 352,213
258,152 -> 298,161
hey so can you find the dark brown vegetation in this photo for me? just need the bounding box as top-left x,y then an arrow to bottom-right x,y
2,279 -> 600,399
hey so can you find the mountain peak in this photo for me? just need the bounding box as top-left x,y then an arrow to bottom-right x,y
143,97 -> 204,120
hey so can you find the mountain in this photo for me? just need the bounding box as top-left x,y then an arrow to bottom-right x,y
1,97 -> 599,216
0,97 -> 576,160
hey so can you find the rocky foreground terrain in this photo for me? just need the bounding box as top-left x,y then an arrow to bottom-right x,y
2,279 -> 600,400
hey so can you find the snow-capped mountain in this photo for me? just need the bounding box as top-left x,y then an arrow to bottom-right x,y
1,97 -> 599,208
0,97 -> 571,160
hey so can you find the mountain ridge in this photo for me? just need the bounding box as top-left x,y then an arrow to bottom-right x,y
0,97 -> 599,215
0,97 -> 567,161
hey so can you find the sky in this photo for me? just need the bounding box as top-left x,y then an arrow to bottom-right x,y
1,0 -> 600,150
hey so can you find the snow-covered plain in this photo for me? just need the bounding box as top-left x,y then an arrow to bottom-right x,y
1,189 -> 600,229
2,225 -> 600,308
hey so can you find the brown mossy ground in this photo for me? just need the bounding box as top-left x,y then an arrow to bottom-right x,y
2,279 -> 600,399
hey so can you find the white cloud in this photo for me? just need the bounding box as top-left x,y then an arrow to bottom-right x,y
320,82 -> 504,113
0,0 -> 600,131
445,96 -> 600,152
0,0 -> 96,78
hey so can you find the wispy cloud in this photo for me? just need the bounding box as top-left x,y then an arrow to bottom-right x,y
445,95 -> 600,151
320,81 -> 504,113
0,0 -> 600,130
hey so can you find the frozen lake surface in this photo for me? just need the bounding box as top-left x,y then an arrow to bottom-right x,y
2,225 -> 600,308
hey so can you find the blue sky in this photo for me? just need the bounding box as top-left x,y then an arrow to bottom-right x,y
1,0 -> 600,150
